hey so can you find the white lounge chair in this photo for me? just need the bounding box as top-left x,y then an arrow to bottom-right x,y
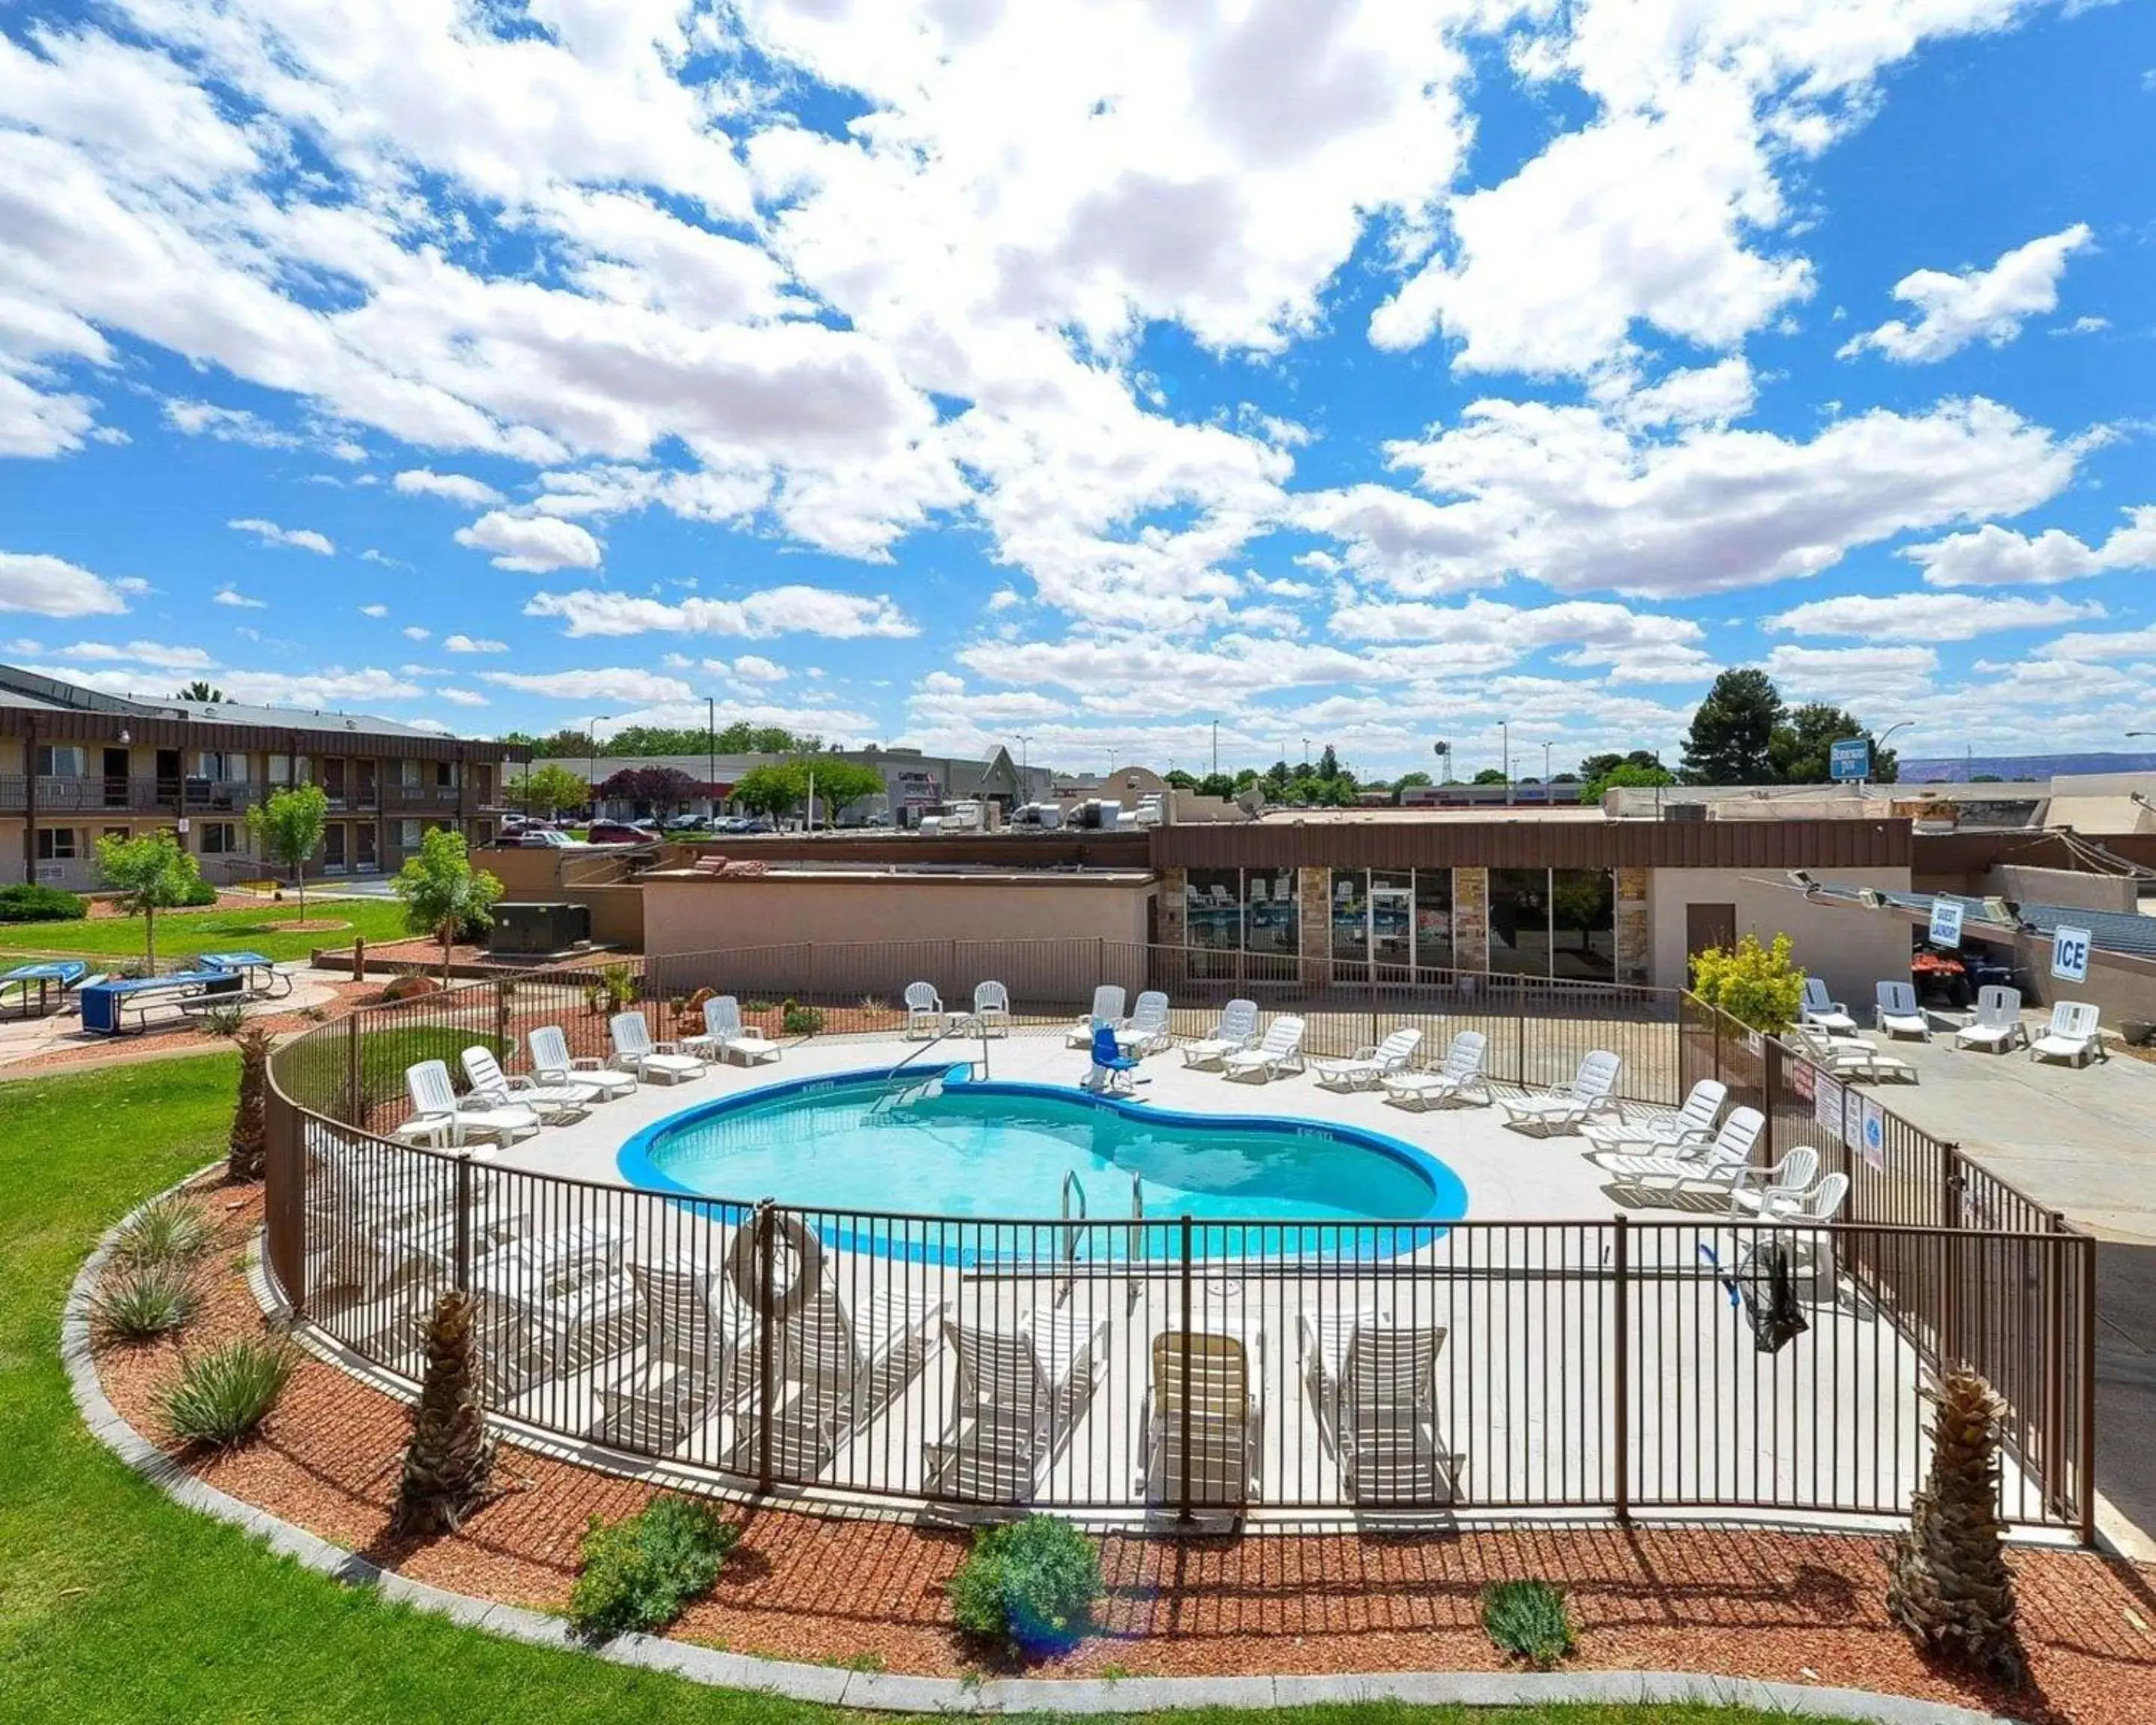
1310,1027 -> 1423,1092
529,1024 -> 637,1098
683,996 -> 782,1065
1598,1106 -> 1765,1190
460,1044 -> 596,1123
1223,1015 -> 1306,1082
1180,999 -> 1259,1068
1381,1032 -> 1490,1110
609,1011 -> 707,1083
1874,980 -> 1931,1041
1752,1169 -> 1849,1225
1139,1328 -> 1264,1510
1799,977 -> 1858,1037
1066,985 -> 1128,1047
903,982 -> 944,1041
1496,1050 -> 1621,1133
2029,1001 -> 2104,1066
957,981 -> 1010,1038
394,1059 -> 539,1149
1297,1311 -> 1458,1506
591,1262 -> 763,1452
1789,1021 -> 1917,1083
1726,1146 -> 1822,1216
1120,990 -> 1172,1056
926,1307 -> 1110,1503
1583,1079 -> 1727,1157
1954,985 -> 2027,1055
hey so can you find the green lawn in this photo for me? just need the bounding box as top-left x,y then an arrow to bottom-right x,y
0,898 -> 414,966
0,1055 -> 1868,1724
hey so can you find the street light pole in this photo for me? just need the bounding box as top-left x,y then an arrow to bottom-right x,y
1866,719 -> 1915,797
1501,719 -> 1511,806
1211,719 -> 1219,779
586,715 -> 609,819
1542,740 -> 1553,792
706,696 -> 716,818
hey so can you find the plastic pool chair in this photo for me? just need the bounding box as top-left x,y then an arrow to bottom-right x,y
683,996 -> 782,1066
609,1011 -> 708,1083
1086,1023 -> 1139,1094
1222,1015 -> 1306,1083
1724,1146 -> 1822,1216
1598,1106 -> 1764,1190
1874,980 -> 1931,1040
1295,1314 -> 1459,1507
528,1024 -> 637,1098
926,1307 -> 1110,1503
2029,1001 -> 2104,1066
460,1044 -> 596,1124
1066,984 -> 1128,1047
1799,977 -> 1857,1036
1583,1079 -> 1726,1157
1180,998 -> 1258,1068
1789,1021 -> 1916,1083
1954,985 -> 2026,1055
1380,1031 -> 1490,1110
963,980 -> 1011,1038
1310,1026 -> 1423,1092
1139,1328 -> 1264,1511
395,1059 -> 539,1149
903,981 -> 944,1040
1496,1050 -> 1621,1133
1120,991 -> 1172,1056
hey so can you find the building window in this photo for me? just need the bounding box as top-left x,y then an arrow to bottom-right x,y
396,760 -> 422,790
1371,869 -> 1413,976
1243,868 -> 1297,966
200,822 -> 239,855
1487,868 -> 1553,977
397,818 -> 424,849
323,824 -> 347,871
1330,869 -> 1370,967
267,755 -> 311,785
193,751 -> 249,782
1551,868 -> 1616,982
102,827 -> 128,843
1184,869 -> 1241,976
1414,868 -> 1454,975
34,745 -> 87,778
35,827 -> 77,861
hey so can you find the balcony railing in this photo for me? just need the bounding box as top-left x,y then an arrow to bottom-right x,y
0,775 -> 261,815
383,783 -> 465,812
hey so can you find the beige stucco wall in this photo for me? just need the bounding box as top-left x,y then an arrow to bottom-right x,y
1648,865 -> 1913,1001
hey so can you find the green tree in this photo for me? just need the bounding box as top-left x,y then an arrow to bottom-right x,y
1690,931 -> 1806,1032
1472,767 -> 1508,785
392,829 -> 503,985
1770,702 -> 1900,784
800,758 -> 885,824
1317,743 -> 1341,780
244,783 -> 329,919
1196,771 -> 1237,800
512,761 -> 590,820
1581,761 -> 1676,802
1579,749 -> 1663,782
1681,668 -> 1785,784
731,761 -> 805,819
1162,769 -> 1199,789
94,831 -> 203,973
175,681 -> 225,703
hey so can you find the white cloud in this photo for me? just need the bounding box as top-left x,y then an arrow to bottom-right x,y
480,667 -> 695,704
2052,315 -> 2109,337
1760,644 -> 1939,704
393,468 -> 505,508
401,625 -> 430,641
1901,507 -> 2156,587
228,517 -> 335,556
1764,591 -> 2105,642
359,603 -> 389,618
55,639 -> 215,669
525,585 -> 916,640
434,687 -> 489,707
1303,396 -> 2080,598
163,399 -> 299,448
441,633 -> 508,654
731,654 -> 788,684
213,585 -> 267,609
0,550 -> 136,617
454,511 -> 603,574
2032,625 -> 2156,663
30,661 -> 424,708
1840,225 -> 2093,363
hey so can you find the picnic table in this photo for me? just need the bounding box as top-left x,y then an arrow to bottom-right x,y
79,968 -> 247,1035
0,960 -> 89,1019
199,951 -> 292,998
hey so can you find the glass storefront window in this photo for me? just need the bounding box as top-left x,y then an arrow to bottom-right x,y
1243,868 -> 1297,964
1551,868 -> 1616,981
1371,869 -> 1414,976
1330,868 -> 1370,967
1414,868 -> 1454,975
1488,867 -> 1552,976
1185,869 -> 1242,951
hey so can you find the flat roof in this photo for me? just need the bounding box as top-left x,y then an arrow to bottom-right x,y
646,865 -> 1155,887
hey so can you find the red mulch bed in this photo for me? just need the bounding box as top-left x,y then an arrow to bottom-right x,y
3,980 -> 379,1079
91,1183 -> 2156,1721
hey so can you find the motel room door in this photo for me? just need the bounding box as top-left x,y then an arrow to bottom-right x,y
1684,901 -> 1738,961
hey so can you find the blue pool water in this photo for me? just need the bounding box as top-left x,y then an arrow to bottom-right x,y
618,1068 -> 1467,1259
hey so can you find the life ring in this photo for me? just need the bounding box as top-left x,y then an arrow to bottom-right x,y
725,1207 -> 823,1321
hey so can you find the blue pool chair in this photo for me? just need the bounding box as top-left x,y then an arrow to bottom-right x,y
1086,1023 -> 1138,1095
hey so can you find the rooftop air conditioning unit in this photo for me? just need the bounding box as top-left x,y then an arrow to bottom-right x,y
1662,801 -> 1708,824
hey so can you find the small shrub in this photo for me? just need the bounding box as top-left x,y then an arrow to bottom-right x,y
111,1194 -> 213,1270
1690,930 -> 1806,1034
859,994 -> 888,1014
599,964 -> 637,1010
1481,1579 -> 1575,1668
781,999 -> 825,1037
162,1336 -> 296,1447
93,1262 -> 199,1342
744,1000 -> 773,1014
948,1515 -> 1100,1652
0,882 -> 88,922
180,877 -> 219,907
195,1001 -> 249,1038
568,1496 -> 740,1640
380,974 -> 442,1003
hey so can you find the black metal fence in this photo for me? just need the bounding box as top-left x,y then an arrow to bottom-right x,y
263,958 -> 2096,1536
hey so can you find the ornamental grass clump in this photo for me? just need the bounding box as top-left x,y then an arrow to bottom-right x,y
568,1496 -> 740,1641
1481,1579 -> 1576,1669
110,1193 -> 213,1271
92,1261 -> 199,1342
948,1515 -> 1101,1653
162,1336 -> 296,1448
1887,1364 -> 2028,1688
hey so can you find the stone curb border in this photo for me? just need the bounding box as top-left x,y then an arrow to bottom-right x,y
61,1175 -> 2017,1725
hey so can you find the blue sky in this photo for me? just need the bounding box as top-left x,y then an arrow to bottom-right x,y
0,0 -> 2150,778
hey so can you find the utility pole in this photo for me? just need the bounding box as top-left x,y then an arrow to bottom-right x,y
1502,719 -> 1512,806
1542,740 -> 1553,791
706,696 -> 716,818
586,715 -> 609,818
1211,719 -> 1219,779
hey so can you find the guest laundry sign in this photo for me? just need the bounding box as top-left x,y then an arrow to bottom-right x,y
1928,898 -> 1964,949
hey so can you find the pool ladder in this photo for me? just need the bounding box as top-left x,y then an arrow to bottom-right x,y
1056,1169 -> 1146,1309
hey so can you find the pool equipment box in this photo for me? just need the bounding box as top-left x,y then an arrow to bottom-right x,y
489,901 -> 593,955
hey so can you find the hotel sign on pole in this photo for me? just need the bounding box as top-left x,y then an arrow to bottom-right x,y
1829,738 -> 1871,782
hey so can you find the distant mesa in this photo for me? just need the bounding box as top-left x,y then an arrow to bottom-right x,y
1901,752 -> 2156,783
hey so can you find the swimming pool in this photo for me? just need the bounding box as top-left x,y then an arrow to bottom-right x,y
618,1067 -> 1468,1260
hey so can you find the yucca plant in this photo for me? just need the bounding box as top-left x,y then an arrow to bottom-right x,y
162,1336 -> 296,1448
92,1262 -> 199,1342
392,1291 -> 496,1536
111,1194 -> 213,1271
1481,1579 -> 1575,1669
1887,1365 -> 2027,1688
228,1026 -> 272,1181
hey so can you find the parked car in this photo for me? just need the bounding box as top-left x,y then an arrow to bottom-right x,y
500,827 -> 577,848
585,821 -> 660,845
662,814 -> 709,833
